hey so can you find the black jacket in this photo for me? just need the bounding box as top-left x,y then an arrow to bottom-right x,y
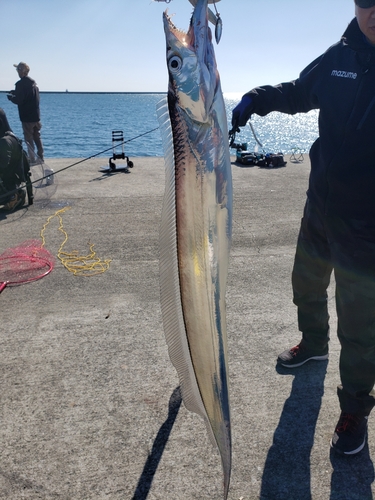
9,76 -> 41,123
0,108 -> 12,137
0,132 -> 26,192
247,18 -> 375,219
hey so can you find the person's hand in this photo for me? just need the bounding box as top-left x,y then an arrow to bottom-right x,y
231,94 -> 254,129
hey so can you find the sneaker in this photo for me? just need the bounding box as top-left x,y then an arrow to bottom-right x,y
2,190 -> 26,212
277,342 -> 328,368
331,412 -> 368,455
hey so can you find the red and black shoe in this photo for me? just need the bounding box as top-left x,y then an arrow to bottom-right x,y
277,342 -> 328,368
331,412 -> 368,455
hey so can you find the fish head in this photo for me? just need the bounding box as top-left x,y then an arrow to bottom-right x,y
163,0 -> 218,124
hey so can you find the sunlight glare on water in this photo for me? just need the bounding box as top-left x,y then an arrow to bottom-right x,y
224,93 -> 319,155
1,92 -> 319,158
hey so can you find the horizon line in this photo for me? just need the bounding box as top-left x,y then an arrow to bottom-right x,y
0,90 -> 242,96
0,90 -> 168,95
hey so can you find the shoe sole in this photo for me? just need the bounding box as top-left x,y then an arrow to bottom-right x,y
330,433 -> 367,455
279,353 -> 329,368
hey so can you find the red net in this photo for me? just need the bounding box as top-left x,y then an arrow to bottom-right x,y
0,239 -> 54,286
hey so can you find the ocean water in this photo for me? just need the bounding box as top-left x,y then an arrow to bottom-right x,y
0,92 -> 319,159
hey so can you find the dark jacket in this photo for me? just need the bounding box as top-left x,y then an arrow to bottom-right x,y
0,132 -> 26,193
8,76 -> 41,123
0,108 -> 12,137
247,18 -> 375,219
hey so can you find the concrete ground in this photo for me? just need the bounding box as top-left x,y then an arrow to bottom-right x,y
0,155 -> 373,500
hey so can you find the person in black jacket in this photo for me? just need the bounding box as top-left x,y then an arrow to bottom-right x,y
232,0 -> 375,456
0,108 -> 28,211
7,62 -> 44,162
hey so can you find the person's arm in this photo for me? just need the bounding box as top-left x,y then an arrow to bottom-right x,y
232,54 -> 322,128
7,90 -> 16,104
8,80 -> 30,106
250,55 -> 322,115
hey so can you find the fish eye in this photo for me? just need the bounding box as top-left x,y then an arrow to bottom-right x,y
168,55 -> 183,73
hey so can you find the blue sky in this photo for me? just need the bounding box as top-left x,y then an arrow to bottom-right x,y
1,0 -> 355,94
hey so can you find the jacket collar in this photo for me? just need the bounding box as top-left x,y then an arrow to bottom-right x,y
342,17 -> 375,70
342,17 -> 375,51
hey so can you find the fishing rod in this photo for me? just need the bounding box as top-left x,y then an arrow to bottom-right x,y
228,119 -> 265,153
248,120 -> 264,150
0,126 -> 161,205
29,126 -> 160,187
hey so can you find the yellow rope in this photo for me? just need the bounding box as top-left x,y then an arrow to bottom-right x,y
40,207 -> 112,276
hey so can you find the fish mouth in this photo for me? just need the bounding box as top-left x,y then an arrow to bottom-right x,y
163,0 -> 210,56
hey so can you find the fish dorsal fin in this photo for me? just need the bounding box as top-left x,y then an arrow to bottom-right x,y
157,98 -> 215,430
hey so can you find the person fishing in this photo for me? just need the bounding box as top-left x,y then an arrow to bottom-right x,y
7,62 -> 44,163
0,108 -> 29,212
231,0 -> 375,456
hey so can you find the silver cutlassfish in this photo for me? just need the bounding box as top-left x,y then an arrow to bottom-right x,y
157,0 -> 232,497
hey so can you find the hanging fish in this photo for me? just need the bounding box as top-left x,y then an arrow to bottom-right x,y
157,0 -> 232,497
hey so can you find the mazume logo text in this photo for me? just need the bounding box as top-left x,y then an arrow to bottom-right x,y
331,70 -> 357,79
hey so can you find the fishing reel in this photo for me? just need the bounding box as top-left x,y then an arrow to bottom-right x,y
228,127 -> 247,151
229,120 -> 265,150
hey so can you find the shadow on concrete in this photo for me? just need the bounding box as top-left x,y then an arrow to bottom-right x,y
231,160 -> 256,169
260,361 -> 328,500
131,386 -> 182,500
330,445 -> 374,500
0,205 -> 29,222
88,172 -> 122,182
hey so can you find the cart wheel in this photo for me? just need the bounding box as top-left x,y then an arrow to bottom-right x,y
128,161 -> 134,168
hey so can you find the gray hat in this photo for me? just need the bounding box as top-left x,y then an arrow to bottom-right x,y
13,62 -> 30,74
